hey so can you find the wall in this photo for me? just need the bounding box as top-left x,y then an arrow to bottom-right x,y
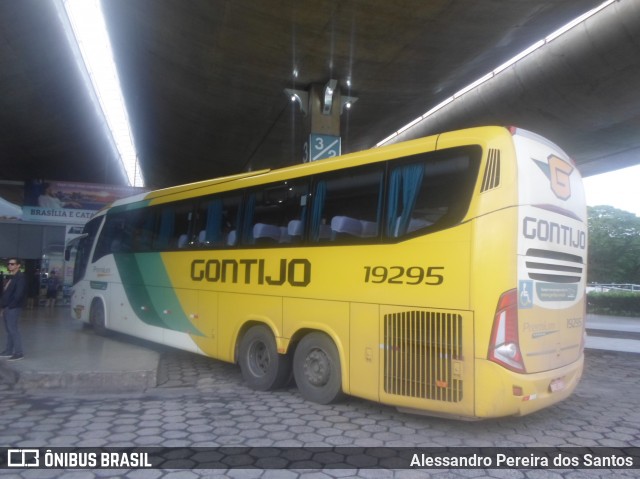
0,221 -> 65,260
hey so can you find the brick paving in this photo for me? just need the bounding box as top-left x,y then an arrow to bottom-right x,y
0,346 -> 639,478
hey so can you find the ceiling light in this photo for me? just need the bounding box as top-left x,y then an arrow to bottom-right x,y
57,0 -> 144,187
376,0 -> 616,147
323,79 -> 338,115
340,95 -> 358,114
284,88 -> 308,115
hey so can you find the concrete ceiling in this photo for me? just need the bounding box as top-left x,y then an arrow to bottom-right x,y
1,0 -> 638,190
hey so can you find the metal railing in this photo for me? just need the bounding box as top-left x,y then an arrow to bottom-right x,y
588,284 -> 640,293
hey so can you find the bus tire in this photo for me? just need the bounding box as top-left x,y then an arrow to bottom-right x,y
90,300 -> 107,335
238,325 -> 291,391
293,332 -> 343,404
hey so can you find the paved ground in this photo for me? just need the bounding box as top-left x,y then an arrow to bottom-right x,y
1,334 -> 639,478
0,344 -> 640,479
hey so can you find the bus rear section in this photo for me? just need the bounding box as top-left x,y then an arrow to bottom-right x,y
473,128 -> 587,417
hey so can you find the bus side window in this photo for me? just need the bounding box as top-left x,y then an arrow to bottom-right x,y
118,207 -> 156,252
386,162 -> 429,238
93,212 -> 128,261
152,201 -> 194,250
194,194 -> 242,248
310,165 -> 383,243
241,180 -> 309,246
385,147 -> 480,238
131,209 -> 156,252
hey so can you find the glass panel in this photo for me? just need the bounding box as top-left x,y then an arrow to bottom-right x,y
152,202 -> 193,250
386,146 -> 481,238
310,165 -> 383,243
193,194 -> 242,248
242,180 -> 309,245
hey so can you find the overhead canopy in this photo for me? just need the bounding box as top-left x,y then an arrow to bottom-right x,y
1,0 -> 638,188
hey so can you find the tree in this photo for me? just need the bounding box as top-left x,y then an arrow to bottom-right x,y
587,205 -> 640,284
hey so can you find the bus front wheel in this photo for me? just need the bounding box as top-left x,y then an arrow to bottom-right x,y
89,300 -> 107,335
238,325 -> 291,391
293,332 -> 343,404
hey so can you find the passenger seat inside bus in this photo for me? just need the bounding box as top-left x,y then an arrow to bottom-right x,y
253,223 -> 291,244
330,216 -> 378,238
177,234 -> 189,248
288,219 -> 302,238
393,217 -> 432,236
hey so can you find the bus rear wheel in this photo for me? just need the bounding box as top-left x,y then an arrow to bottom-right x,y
238,325 -> 291,391
293,332 -> 343,404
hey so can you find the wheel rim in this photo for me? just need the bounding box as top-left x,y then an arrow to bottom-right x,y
248,341 -> 270,377
303,348 -> 331,387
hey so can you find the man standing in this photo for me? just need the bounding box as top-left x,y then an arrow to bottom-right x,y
1,258 -> 27,361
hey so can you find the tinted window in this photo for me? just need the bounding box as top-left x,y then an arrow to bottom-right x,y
385,146 -> 480,238
93,201 -> 195,258
153,202 -> 193,250
242,180 -> 309,245
74,217 -> 101,279
193,194 -> 242,247
94,211 -> 128,260
310,165 -> 383,242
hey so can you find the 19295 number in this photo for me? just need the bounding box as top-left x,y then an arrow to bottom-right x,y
363,266 -> 444,285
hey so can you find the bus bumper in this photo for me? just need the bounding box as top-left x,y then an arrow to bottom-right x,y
474,354 -> 584,418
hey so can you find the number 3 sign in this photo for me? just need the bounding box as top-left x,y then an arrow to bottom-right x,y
304,134 -> 341,162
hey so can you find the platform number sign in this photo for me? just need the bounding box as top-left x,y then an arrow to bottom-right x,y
303,134 -> 341,162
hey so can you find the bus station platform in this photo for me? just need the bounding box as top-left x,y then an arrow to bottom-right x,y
0,307 -> 639,392
0,307 -> 159,391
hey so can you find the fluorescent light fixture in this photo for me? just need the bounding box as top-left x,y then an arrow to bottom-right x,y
59,0 -> 144,187
377,0 -> 616,147
491,40 -> 544,76
453,72 -> 494,99
396,116 -> 423,135
423,96 -> 454,118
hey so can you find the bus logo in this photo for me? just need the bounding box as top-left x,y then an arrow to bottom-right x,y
533,155 -> 574,200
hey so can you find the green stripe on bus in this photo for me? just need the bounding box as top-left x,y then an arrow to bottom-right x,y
109,200 -> 152,214
114,253 -> 203,336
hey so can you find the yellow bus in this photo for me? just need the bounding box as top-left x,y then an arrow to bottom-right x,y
68,126 -> 587,419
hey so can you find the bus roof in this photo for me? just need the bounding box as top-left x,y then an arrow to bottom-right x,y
107,125 -> 513,210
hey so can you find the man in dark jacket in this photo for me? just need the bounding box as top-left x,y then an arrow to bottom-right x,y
1,258 -> 27,361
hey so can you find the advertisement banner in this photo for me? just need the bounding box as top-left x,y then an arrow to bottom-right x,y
23,180 -> 146,225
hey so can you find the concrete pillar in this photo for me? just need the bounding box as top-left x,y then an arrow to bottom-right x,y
302,81 -> 342,162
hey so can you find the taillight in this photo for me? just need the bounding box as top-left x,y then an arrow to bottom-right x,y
488,289 -> 526,373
